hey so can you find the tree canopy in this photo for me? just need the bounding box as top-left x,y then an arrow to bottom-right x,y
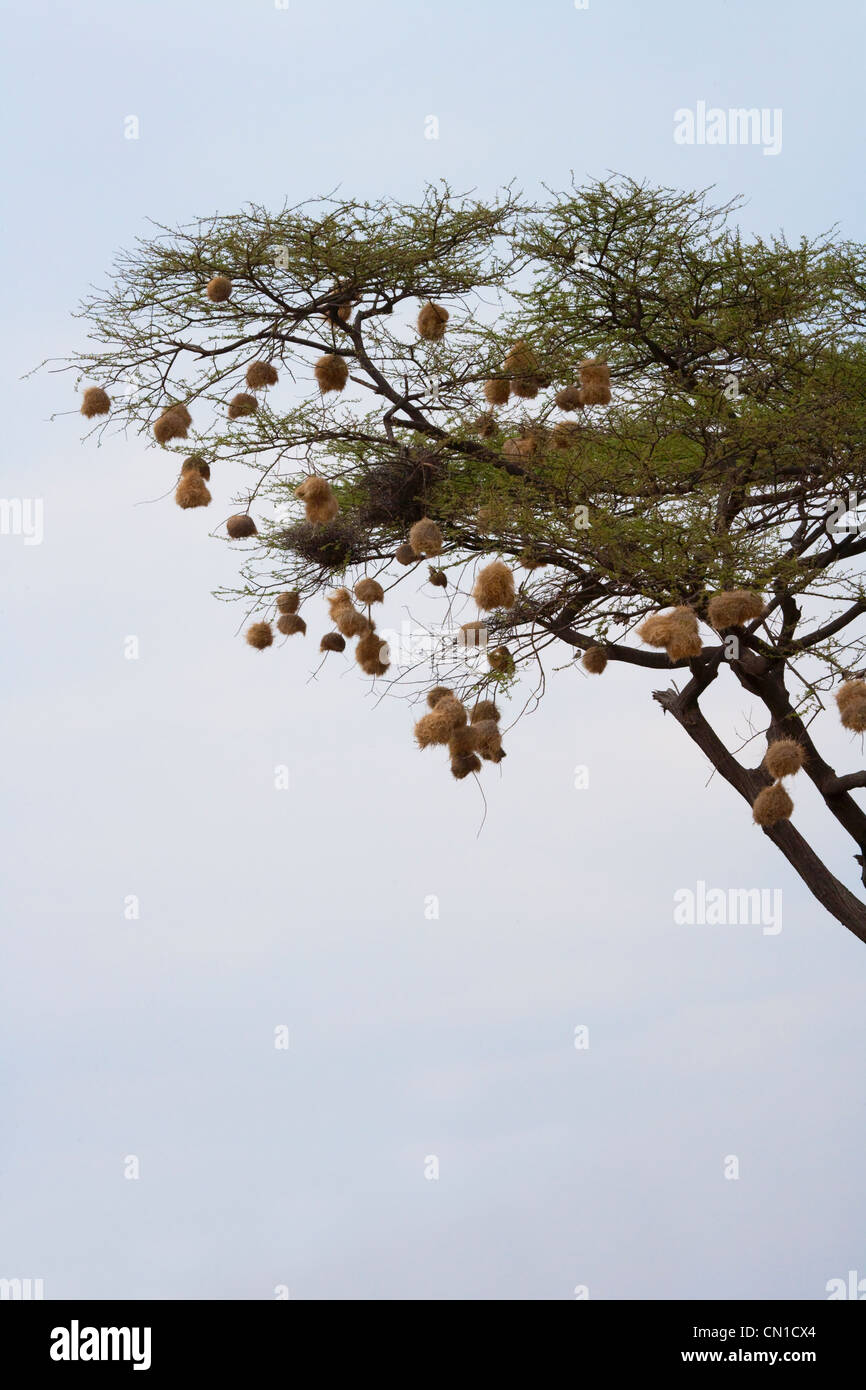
55,176 -> 866,943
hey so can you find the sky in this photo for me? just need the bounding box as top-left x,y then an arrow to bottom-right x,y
2,0 -> 866,1300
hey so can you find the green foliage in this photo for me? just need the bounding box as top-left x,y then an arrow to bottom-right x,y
57,175 -> 866,695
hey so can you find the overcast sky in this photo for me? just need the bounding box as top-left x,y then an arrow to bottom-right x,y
2,0 -> 866,1300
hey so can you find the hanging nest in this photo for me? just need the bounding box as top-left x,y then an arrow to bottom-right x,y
276,591 -> 300,615
81,386 -> 110,418
555,386 -> 583,412
503,435 -> 537,461
314,354 -> 349,393
245,360 -> 278,390
504,341 -> 538,376
174,471 -> 211,509
295,475 -> 339,524
327,587 -> 371,637
551,421 -> 581,450
473,719 -> 505,762
451,751 -> 482,780
458,621 -> 488,649
277,613 -> 306,637
408,518 -> 443,557
835,679 -> 866,732
414,712 -> 448,748
665,608 -> 703,661
582,646 -> 608,674
428,567 -> 448,588
414,695 -> 467,750
473,560 -> 516,611
226,513 -> 258,539
505,341 -> 542,398
278,515 -> 366,572
637,607 -> 702,660
417,302 -> 449,341
354,577 -> 385,605
764,739 -> 805,778
246,621 -> 273,650
427,686 -> 454,708
437,697 -> 468,729
206,275 -> 232,302
488,645 -> 514,674
182,456 -> 210,480
356,630 -> 390,676
484,378 -> 510,406
320,632 -> 346,653
472,412 -> 497,438
335,604 -> 371,639
511,378 -> 540,399
449,725 -> 480,757
752,781 -> 793,827
578,360 -> 611,406
228,393 -> 257,420
471,699 -> 500,723
707,590 -> 766,630
396,541 -> 419,566
153,405 -> 190,444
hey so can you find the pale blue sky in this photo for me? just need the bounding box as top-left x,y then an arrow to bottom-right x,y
2,0 -> 865,1299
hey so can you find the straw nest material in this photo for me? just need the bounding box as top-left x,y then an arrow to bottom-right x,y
226,514 -> 257,539
408,518 -> 443,557
555,386 -> 583,412
314,354 -> 349,393
484,378 -> 510,406
276,591 -> 300,615
181,456 -> 210,480
206,275 -> 232,302
473,561 -> 516,611
835,680 -> 866,732
764,740 -> 805,779
582,646 -> 608,674
245,361 -> 278,390
354,578 -> 385,605
174,471 -> 211,509
246,621 -> 273,650
707,590 -> 766,630
153,406 -> 190,444
228,393 -> 257,420
578,360 -> 611,406
81,387 -> 110,418
752,781 -> 793,827
355,630 -> 390,676
417,302 -> 449,341
320,632 -> 346,653
487,645 -> 514,674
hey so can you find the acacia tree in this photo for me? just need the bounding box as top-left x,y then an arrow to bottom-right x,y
54,177 -> 866,943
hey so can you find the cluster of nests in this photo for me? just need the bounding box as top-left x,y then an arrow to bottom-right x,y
245,578 -> 390,673
414,689 -> 505,780
578,590 -> 768,675
752,739 -> 806,827
481,349 -> 610,411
